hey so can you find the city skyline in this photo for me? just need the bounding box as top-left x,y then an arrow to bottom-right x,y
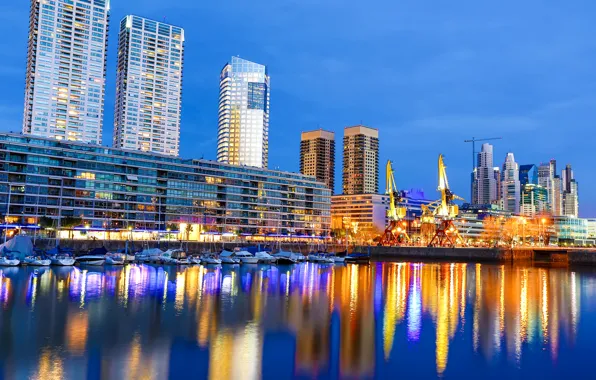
1,1 -> 595,215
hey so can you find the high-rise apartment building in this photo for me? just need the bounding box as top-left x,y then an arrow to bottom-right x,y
520,184 -> 549,217
22,0 -> 110,144
300,129 -> 335,191
113,16 -> 184,156
473,143 -> 497,205
501,153 -> 520,214
552,175 -> 563,216
342,125 -> 379,195
562,164 -> 579,217
493,167 -> 502,203
217,57 -> 270,168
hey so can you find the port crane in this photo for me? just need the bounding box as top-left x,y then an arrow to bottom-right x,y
379,160 -> 410,245
427,154 -> 466,247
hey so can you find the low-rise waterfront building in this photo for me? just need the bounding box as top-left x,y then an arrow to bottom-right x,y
0,133 -> 331,240
331,194 -> 389,234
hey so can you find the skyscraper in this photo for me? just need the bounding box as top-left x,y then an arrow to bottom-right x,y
501,153 -> 520,214
562,164 -> 579,217
22,0 -> 109,144
217,57 -> 270,168
519,164 -> 538,186
473,143 -> 497,205
552,175 -> 563,216
300,129 -> 335,191
113,16 -> 185,156
342,125 -> 379,195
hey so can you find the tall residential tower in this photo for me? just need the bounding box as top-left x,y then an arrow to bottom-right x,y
501,152 -> 520,214
22,0 -> 109,144
473,143 -> 498,205
113,16 -> 185,156
342,125 -> 379,195
300,130 -> 335,191
217,57 -> 270,168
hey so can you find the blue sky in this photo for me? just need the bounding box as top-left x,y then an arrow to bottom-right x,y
1,1 -> 595,215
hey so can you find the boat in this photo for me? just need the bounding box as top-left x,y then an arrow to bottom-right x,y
0,255 -> 20,267
50,254 -> 76,266
315,253 -> 334,264
77,247 -> 107,266
295,253 -> 307,262
189,255 -> 202,265
233,250 -> 259,264
135,248 -> 164,263
273,250 -> 298,264
76,255 -> 106,266
327,252 -> 346,263
255,251 -> 277,264
220,250 -> 240,264
201,253 -> 222,265
160,249 -> 190,265
105,252 -> 126,265
23,256 -> 51,266
345,252 -> 370,263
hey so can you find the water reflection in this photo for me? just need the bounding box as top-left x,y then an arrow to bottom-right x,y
0,262 -> 589,378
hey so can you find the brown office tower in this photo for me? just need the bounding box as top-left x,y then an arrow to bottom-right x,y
300,129 -> 336,190
342,125 -> 379,195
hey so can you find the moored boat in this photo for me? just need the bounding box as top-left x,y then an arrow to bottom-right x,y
234,250 -> 259,264
105,253 -> 126,265
201,253 -> 222,265
345,252 -> 370,263
0,256 -> 20,267
273,250 -> 298,264
50,255 -> 76,266
76,255 -> 106,266
23,256 -> 51,266
255,251 -> 276,264
220,250 -> 239,264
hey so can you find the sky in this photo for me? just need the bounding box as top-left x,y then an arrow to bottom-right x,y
1,0 -> 595,215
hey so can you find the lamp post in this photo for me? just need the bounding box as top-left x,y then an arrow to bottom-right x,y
521,217 -> 527,246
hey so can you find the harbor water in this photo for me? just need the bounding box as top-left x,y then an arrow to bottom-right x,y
0,262 -> 595,379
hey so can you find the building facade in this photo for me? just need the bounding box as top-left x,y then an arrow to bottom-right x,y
0,133 -> 330,239
520,184 -> 549,217
113,16 -> 184,156
563,180 -> 579,217
300,129 -> 335,191
551,175 -> 563,216
501,153 -> 520,214
519,164 -> 538,186
473,143 -> 497,205
23,0 -> 109,144
331,194 -> 388,234
342,125 -> 379,195
217,57 -> 270,168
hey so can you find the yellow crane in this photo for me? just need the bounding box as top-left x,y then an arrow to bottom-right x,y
428,154 -> 466,247
379,160 -> 410,245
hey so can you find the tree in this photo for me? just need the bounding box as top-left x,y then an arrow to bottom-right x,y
38,216 -> 54,229
480,216 -> 501,247
60,216 -> 82,239
501,219 -> 519,247
185,224 -> 193,241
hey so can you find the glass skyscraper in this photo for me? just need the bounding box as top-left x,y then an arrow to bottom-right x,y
22,0 -> 109,144
113,16 -> 184,156
217,57 -> 270,168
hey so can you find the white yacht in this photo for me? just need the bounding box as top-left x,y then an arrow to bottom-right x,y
76,255 -> 106,266
50,254 -> 75,266
135,248 -> 164,263
201,253 -> 222,265
233,250 -> 259,264
255,251 -> 277,264
189,255 -> 202,265
160,249 -> 189,265
105,253 -> 125,265
220,250 -> 239,264
0,256 -> 20,266
23,256 -> 51,266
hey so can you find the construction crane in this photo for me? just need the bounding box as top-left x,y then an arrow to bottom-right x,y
463,136 -> 503,171
379,160 -> 409,246
428,154 -> 466,247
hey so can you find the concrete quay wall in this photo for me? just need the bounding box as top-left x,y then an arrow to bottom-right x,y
361,246 -> 511,262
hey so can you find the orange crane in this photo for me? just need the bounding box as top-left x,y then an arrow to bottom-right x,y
428,154 -> 466,247
379,160 -> 410,246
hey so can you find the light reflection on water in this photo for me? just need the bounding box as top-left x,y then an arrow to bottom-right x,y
0,262 -> 592,379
